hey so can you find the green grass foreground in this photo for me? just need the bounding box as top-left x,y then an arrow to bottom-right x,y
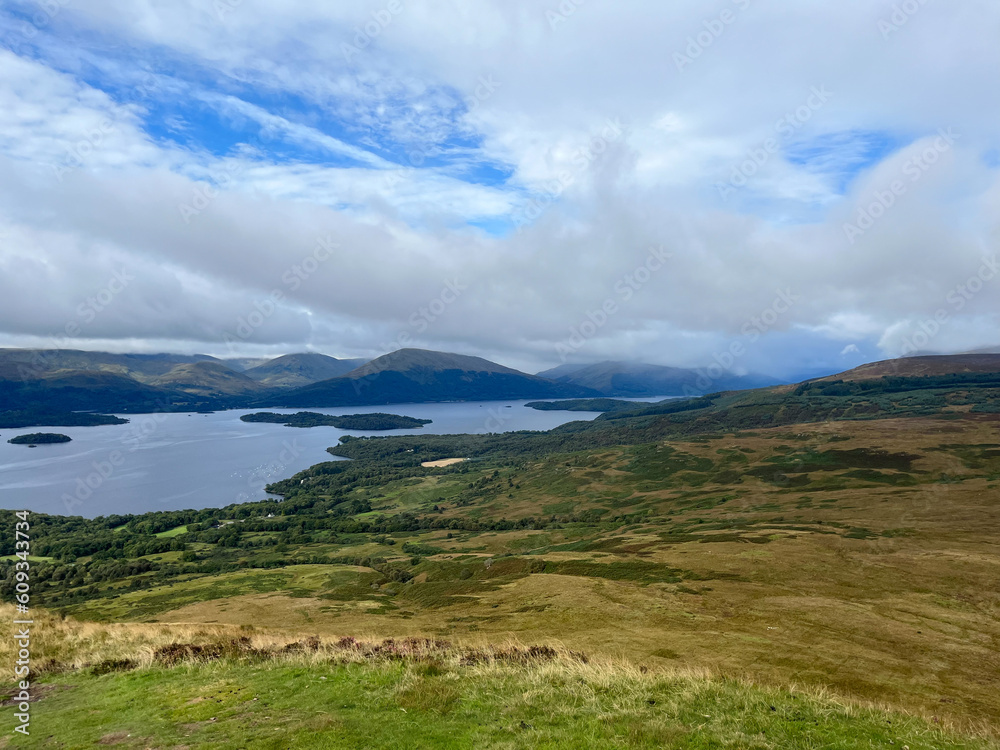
5,636 -> 994,750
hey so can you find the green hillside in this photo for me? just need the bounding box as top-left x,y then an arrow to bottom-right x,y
1,608 -> 993,749
3,363 -> 1000,745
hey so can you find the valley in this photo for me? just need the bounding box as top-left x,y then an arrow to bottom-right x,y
3,357 -> 1000,746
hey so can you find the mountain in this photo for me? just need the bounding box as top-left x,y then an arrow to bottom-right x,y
150,361 -> 267,397
533,363 -> 592,380
537,361 -> 781,397
273,349 -> 598,407
815,353 -> 1000,382
0,368 -> 184,412
0,349 -> 219,383
243,353 -> 368,388
903,346 -> 1000,358
347,349 -> 524,379
0,349 -> 262,412
221,357 -> 273,372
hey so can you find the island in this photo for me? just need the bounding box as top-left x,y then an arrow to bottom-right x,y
524,398 -> 643,413
240,411 -> 432,430
7,432 -> 73,445
0,408 -> 127,429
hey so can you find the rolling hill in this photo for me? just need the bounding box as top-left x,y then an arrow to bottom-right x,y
243,352 -> 368,388
0,368 -> 184,412
10,368 -> 1000,744
274,348 -> 598,407
537,360 -> 780,396
816,353 -> 1000,382
0,348 -> 219,383
0,350 -> 261,412
220,356 -> 273,371
150,361 -> 269,397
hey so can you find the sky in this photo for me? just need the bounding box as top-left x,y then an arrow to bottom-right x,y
0,0 -> 998,379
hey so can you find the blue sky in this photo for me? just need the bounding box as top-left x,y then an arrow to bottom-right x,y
0,1 -> 997,376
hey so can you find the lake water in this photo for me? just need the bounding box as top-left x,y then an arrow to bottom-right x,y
0,399 -> 659,518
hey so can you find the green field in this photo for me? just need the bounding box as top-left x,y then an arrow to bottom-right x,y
1,609 -> 994,749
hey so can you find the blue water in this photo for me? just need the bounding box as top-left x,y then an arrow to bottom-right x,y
0,399 -> 659,518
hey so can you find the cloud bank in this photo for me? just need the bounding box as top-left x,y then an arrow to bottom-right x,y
0,0 -> 998,377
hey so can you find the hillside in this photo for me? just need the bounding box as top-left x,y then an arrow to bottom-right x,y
0,348 -> 219,382
0,368 -> 182,412
538,360 -> 780,396
0,349 -> 246,412
274,348 -> 597,407
243,352 -> 368,387
5,373 -> 1000,742
347,349 -> 523,378
220,356 -> 273,371
150,361 -> 268,397
817,353 -> 1000,382
0,608 -> 990,749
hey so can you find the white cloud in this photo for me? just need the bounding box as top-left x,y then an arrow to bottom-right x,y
0,1 -> 998,377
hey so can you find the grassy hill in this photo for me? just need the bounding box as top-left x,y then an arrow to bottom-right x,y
1,606 -> 993,749
6,415 -> 1000,734
0,368 -> 187,412
814,353 -> 1000,382
243,353 -> 368,388
0,350 -> 252,412
150,361 -> 269,397
4,361 -> 1000,745
0,349 -> 219,381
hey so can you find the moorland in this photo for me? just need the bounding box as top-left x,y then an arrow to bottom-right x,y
2,360 -> 999,747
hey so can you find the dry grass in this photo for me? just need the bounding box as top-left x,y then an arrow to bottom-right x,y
6,598 -> 1000,750
420,457 -> 468,467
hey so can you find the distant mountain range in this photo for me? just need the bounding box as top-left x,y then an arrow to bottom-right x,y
3,347 -> 1000,415
242,353 -> 367,388
0,348 -> 594,412
147,361 -> 267,397
275,349 -> 596,407
536,361 -> 781,397
0,349 -> 366,412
